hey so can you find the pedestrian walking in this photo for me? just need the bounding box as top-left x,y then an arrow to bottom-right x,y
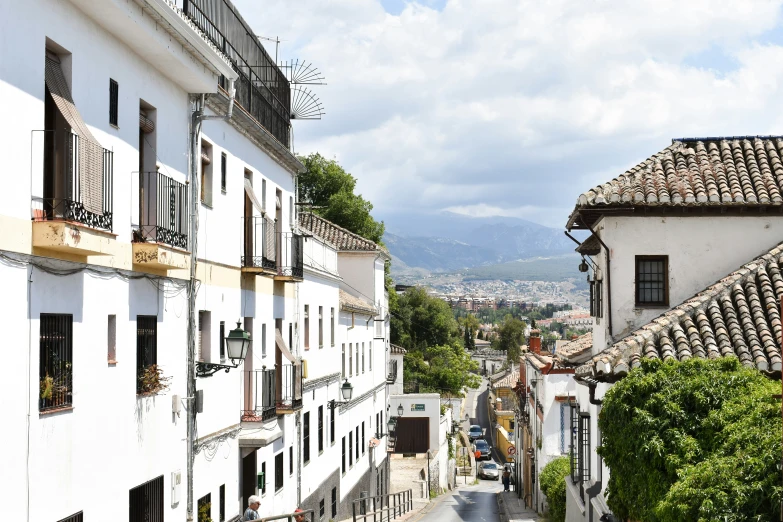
243,496 -> 261,521
502,465 -> 511,492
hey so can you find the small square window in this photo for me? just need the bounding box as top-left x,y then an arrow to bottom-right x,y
109,79 -> 118,126
635,256 -> 668,307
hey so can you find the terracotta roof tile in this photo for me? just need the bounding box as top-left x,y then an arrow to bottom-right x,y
299,212 -> 388,254
390,344 -> 407,354
577,243 -> 783,381
568,137 -> 783,227
556,332 -> 593,362
339,289 -> 377,316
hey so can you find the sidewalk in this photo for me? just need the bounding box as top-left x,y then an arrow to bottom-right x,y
497,491 -> 539,522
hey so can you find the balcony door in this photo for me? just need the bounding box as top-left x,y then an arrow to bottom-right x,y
244,171 -> 253,263
242,450 -> 257,510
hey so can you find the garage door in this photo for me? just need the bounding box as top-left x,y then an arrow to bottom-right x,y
395,417 -> 429,453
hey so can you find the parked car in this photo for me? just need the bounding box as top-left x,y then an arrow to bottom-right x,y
478,461 -> 499,480
468,425 -> 483,441
473,439 -> 491,460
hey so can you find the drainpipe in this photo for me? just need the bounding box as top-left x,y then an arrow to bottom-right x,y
186,79 -> 236,522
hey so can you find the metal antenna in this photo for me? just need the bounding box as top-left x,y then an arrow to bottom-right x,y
290,86 -> 325,120
279,59 -> 326,85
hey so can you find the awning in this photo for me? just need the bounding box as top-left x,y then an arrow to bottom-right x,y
45,54 -> 103,215
244,178 -> 264,214
575,234 -> 601,256
275,328 -> 296,363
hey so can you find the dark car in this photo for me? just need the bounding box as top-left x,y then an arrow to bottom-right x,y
468,425 -> 483,442
473,439 -> 491,460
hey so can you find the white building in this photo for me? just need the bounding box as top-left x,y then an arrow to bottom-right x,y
0,1 -> 391,521
562,136 -> 783,522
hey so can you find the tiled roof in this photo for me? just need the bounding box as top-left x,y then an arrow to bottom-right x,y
339,289 -> 377,316
568,136 -> 783,227
299,212 -> 388,254
556,332 -> 593,363
390,344 -> 407,354
493,372 -> 518,389
577,243 -> 783,381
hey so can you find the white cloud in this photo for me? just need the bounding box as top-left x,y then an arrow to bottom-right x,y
235,0 -> 783,228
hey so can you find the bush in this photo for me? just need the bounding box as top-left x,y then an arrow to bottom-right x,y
539,456 -> 569,522
599,358 -> 782,521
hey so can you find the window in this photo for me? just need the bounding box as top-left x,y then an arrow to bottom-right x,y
40,314 -> 73,411
348,433 -> 353,467
342,344 -> 346,378
57,512 -> 83,522
275,452 -> 284,491
289,446 -> 293,475
304,305 -> 310,349
570,405 -> 579,483
361,422 -> 365,456
635,255 -> 668,307
349,343 -> 353,377
262,179 -> 267,212
318,405 -> 324,453
330,406 -> 335,445
290,195 -> 294,226
331,487 -> 337,519
198,494 -> 211,522
262,323 -> 267,357
289,323 -> 293,353
303,411 -> 311,464
369,345 -> 372,371
219,484 -> 225,521
589,279 -> 603,318
376,413 -> 379,437
320,498 -> 325,520
318,306 -> 323,348
136,315 -> 157,394
261,462 -> 267,494
355,427 -> 359,461
108,314 -> 117,364
219,321 -> 225,362
331,308 -> 335,347
342,436 -> 346,473
220,152 -> 227,192
355,344 -> 359,375
109,78 -> 118,126
198,311 -> 211,362
579,413 -> 591,484
129,475 -> 164,522
362,343 -> 365,373
560,403 -> 570,454
200,141 -> 213,206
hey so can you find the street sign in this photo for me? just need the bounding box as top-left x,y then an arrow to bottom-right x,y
507,446 -> 517,456
411,404 -> 425,411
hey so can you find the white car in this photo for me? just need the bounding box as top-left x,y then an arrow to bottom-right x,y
468,425 -> 483,441
478,461 -> 499,480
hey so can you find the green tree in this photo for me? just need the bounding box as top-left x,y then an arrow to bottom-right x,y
540,457 -> 570,522
598,358 -> 782,521
297,153 -> 385,243
496,314 -> 526,362
459,314 -> 480,351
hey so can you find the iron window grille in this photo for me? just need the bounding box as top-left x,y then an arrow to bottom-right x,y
303,411 -> 311,464
219,484 -> 225,522
570,403 -> 579,483
589,278 -> 603,318
355,428 -> 359,461
275,452 -> 284,491
332,487 -> 338,519
361,422 -> 365,456
261,462 -> 266,495
289,446 -> 293,475
57,512 -> 83,522
219,320 -> 225,362
220,152 -> 227,192
109,79 -> 119,126
135,171 -> 188,249
349,433 -> 353,467
39,313 -> 73,412
342,437 -> 346,473
129,475 -> 164,522
318,405 -> 324,453
635,255 -> 668,307
579,413 -> 591,485
330,406 -> 335,444
320,498 -> 325,520
136,315 -> 157,394
198,494 -> 211,520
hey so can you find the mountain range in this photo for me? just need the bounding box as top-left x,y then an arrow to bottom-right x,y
381,211 -> 579,274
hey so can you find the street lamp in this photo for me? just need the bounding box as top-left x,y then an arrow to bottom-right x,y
377,416 -> 397,438
328,379 -> 354,410
397,403 -> 404,417
196,321 -> 251,377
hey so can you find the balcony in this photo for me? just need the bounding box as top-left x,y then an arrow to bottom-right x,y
241,216 -> 276,275
32,131 -> 115,256
274,233 -> 304,282
183,0 -> 291,147
132,172 -> 190,271
241,368 -> 277,422
275,363 -> 303,415
386,359 -> 398,384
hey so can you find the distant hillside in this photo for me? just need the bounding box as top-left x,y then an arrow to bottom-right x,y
463,254 -> 583,283
384,233 -> 500,272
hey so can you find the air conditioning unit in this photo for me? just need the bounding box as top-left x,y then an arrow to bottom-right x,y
171,470 -> 182,506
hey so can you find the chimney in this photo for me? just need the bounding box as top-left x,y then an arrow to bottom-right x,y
529,329 -> 541,354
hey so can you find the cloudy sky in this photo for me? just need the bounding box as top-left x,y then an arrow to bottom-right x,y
235,0 -> 783,231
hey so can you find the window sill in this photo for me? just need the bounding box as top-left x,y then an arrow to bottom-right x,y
634,304 -> 669,309
110,123 -> 120,130
200,201 -> 213,209
108,359 -> 117,365
221,189 -> 227,194
40,405 -> 74,416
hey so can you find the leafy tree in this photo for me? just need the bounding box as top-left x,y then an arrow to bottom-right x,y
540,456 -> 569,522
297,153 -> 385,243
599,358 -> 782,521
459,314 -> 480,351
496,314 -> 526,362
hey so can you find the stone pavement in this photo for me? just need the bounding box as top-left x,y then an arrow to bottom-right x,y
497,491 -> 539,522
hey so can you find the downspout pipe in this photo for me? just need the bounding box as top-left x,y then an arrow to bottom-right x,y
201,79 -> 236,120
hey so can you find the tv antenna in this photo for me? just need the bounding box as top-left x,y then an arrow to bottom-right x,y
290,87 -> 325,120
279,59 -> 326,85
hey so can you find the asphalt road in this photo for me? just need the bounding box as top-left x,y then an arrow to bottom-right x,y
416,482 -> 502,522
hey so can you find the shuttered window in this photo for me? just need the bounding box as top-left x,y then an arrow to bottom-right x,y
109,79 -> 119,126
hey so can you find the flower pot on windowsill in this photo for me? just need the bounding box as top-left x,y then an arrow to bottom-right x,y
137,364 -> 172,396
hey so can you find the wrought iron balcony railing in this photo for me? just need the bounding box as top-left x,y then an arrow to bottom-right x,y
241,368 -> 276,422
183,0 -> 291,147
134,172 -> 188,250
276,363 -> 303,412
32,131 -> 114,232
277,232 -> 304,280
242,216 -> 277,271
